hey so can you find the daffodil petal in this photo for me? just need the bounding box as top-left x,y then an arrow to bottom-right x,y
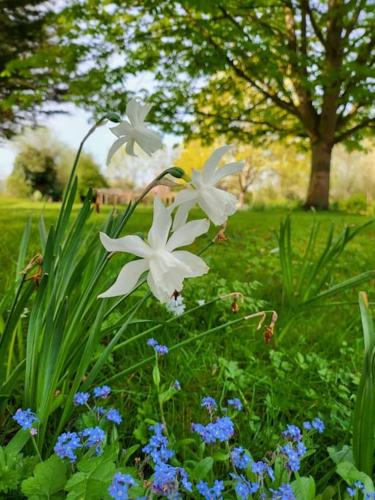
98,259 -> 148,298
166,219 -> 209,251
126,98 -> 152,126
172,250 -> 209,277
202,145 -> 233,181
211,160 -> 245,184
147,272 -> 177,303
110,121 -> 132,137
100,232 -> 151,258
198,187 -> 237,225
132,126 -> 162,155
106,136 -> 128,165
148,198 -> 172,248
171,200 -> 196,231
126,138 -> 136,156
170,188 -> 198,209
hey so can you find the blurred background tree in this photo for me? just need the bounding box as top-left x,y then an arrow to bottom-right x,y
176,139 -> 309,207
7,129 -> 107,199
0,0 -> 113,139
0,0 -> 374,209
69,0 -> 374,209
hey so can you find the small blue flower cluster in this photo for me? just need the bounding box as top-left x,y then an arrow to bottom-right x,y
54,426 -> 106,462
152,462 -> 192,497
200,395 -> 243,414
231,473 -> 259,498
303,417 -> 325,433
54,432 -> 82,462
201,396 -> 217,412
231,446 -> 252,469
227,398 -> 243,411
270,483 -> 296,499
12,408 -> 38,432
196,480 -> 224,499
280,423 -> 307,472
147,338 -> 169,356
251,460 -> 275,481
142,423 -> 175,464
54,385 -> 122,463
141,423 -> 192,498
108,473 -> 136,500
73,385 -> 111,406
73,385 -> 122,424
192,416 -> 235,444
190,407 -> 325,498
347,481 -> 375,499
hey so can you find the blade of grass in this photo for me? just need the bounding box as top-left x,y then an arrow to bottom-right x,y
353,292 -> 375,476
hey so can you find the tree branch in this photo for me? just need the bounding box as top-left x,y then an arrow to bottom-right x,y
181,6 -> 300,119
305,1 -> 326,47
334,118 -> 375,143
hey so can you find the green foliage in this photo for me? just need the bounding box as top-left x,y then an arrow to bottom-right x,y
10,144 -> 61,200
277,215 -> 375,309
0,446 -> 37,494
68,1 -> 374,150
65,446 -> 117,499
352,292 -> 375,476
336,461 -> 374,492
344,193 -> 368,214
7,129 -> 107,200
291,476 -> 316,500
21,455 -> 67,499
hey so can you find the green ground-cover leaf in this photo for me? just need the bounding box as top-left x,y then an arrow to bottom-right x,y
21,455 -> 67,499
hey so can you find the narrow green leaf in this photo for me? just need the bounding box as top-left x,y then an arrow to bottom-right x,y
191,457 -> 214,481
352,292 -> 375,476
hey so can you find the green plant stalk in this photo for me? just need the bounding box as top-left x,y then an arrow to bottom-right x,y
353,291 -> 375,476
153,354 -> 169,436
104,311 -> 273,384
111,295 -> 236,355
22,140 -> 186,449
54,115 -> 108,246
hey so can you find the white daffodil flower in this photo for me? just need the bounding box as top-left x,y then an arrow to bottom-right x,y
98,197 -> 209,303
171,145 -> 244,229
106,98 -> 163,164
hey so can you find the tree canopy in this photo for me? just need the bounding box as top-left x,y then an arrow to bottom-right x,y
61,0 -> 375,208
7,129 -> 107,199
1,0 -> 374,208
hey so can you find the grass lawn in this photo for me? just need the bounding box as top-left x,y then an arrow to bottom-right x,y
1,196 -> 375,488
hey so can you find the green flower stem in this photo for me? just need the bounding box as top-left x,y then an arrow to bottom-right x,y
111,295 -> 232,356
85,402 -> 97,419
31,434 -> 42,462
154,354 -> 169,436
55,115 -> 108,237
105,311 -> 275,384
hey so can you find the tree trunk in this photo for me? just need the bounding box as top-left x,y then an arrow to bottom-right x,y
305,140 -> 333,209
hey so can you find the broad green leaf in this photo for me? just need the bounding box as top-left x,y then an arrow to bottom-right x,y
5,429 -> 30,455
152,364 -> 160,387
212,451 -> 229,462
291,476 -> 316,500
191,457 -> 214,481
336,461 -> 374,491
327,445 -> 354,465
65,447 -> 117,499
315,486 -> 336,500
21,455 -> 67,499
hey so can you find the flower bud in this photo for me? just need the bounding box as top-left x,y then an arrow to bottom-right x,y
158,167 -> 185,180
105,112 -> 122,123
